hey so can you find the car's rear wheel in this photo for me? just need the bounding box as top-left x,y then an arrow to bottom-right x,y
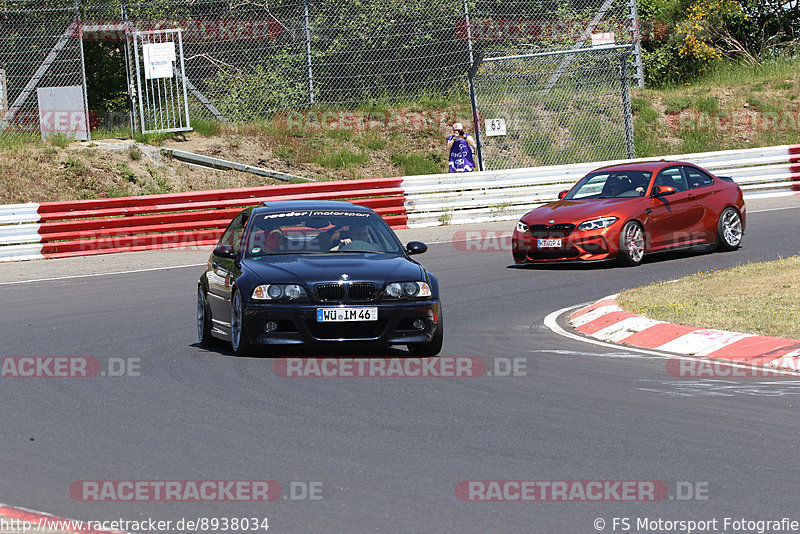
617,221 -> 645,267
717,207 -> 743,251
408,313 -> 443,357
230,290 -> 252,356
197,286 -> 213,347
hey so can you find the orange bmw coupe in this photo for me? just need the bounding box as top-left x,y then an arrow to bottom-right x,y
512,161 -> 746,266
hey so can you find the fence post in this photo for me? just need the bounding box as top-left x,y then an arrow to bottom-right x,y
620,55 -> 636,159
75,0 -> 91,141
467,52 -> 484,172
120,0 -> 138,136
303,0 -> 315,106
462,0 -> 474,66
627,0 -> 645,88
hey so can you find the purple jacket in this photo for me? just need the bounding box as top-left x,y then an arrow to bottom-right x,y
447,135 -> 475,173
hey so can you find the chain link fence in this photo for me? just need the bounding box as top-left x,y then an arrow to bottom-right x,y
1,0 -> 641,168
473,46 -> 635,170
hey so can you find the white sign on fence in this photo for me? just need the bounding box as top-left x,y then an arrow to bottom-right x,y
36,86 -> 88,141
591,32 -> 616,46
143,42 -> 176,79
485,118 -> 507,136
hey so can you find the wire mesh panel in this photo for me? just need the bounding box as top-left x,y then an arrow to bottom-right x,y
473,46 -> 635,171
1,0 -> 643,139
0,1 -> 87,137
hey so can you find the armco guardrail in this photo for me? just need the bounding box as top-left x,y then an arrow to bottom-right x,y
1,144 -> 798,262
0,178 -> 406,262
401,144 -> 800,227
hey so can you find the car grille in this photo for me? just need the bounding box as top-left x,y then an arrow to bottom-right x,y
528,223 -> 575,238
348,283 -> 375,300
307,319 -> 389,340
317,283 -> 346,300
527,247 -> 581,260
315,282 -> 376,301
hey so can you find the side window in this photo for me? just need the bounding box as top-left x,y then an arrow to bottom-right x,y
684,166 -> 714,189
218,213 -> 246,254
655,167 -> 688,192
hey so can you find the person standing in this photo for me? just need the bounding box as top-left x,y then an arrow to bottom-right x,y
446,122 -> 477,173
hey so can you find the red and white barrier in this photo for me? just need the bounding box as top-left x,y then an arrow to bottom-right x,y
1,144 -> 799,262
0,178 -> 407,261
570,296 -> 800,372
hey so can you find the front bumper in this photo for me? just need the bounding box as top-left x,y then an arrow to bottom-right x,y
242,299 -> 441,346
512,227 -> 618,263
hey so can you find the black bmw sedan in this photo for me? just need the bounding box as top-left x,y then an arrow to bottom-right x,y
197,200 -> 442,356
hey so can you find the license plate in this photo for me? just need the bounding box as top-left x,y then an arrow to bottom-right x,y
316,307 -> 378,322
537,238 -> 562,248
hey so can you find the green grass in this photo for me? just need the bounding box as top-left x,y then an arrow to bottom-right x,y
133,131 -> 175,145
362,136 -> 387,150
63,156 -> 88,176
313,149 -> 369,170
678,131 -> 715,153
116,162 -> 137,183
91,127 -> 132,140
0,135 -> 38,151
49,133 -> 72,148
324,130 -> 354,140
192,118 -> 222,136
631,97 -> 658,123
391,152 -> 441,175
694,96 -> 718,112
618,256 -> 800,338
128,145 -> 142,161
664,96 -> 693,114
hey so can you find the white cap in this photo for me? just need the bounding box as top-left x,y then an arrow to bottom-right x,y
452,122 -> 464,130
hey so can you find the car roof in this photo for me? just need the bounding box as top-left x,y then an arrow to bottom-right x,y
256,200 -> 367,212
591,160 -> 699,173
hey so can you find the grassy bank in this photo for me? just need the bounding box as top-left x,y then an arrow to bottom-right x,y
1,58 -> 798,205
617,256 -> 800,339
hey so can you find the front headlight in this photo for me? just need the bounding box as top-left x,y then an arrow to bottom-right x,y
384,281 -> 432,299
516,221 -> 528,232
252,284 -> 307,300
578,217 -> 618,231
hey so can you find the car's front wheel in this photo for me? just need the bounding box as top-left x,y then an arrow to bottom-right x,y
230,290 -> 252,356
617,221 -> 645,267
717,207 -> 743,251
408,313 -> 443,357
197,286 -> 213,347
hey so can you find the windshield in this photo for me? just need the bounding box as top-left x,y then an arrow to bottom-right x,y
244,210 -> 404,258
565,171 -> 653,199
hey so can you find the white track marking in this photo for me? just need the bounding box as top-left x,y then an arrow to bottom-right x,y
0,263 -> 205,285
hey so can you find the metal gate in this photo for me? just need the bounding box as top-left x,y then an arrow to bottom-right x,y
131,29 -> 191,134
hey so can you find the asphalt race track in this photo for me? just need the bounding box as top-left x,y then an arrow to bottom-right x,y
1,195 -> 800,533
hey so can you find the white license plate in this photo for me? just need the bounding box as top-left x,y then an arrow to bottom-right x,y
316,307 -> 378,322
537,238 -> 562,248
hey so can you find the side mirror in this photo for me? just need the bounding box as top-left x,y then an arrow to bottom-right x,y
558,190 -> 568,200
406,241 -> 428,255
653,185 -> 676,196
213,244 -> 238,259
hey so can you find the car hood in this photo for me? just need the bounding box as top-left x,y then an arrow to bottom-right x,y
242,253 -> 425,286
521,198 -> 641,224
